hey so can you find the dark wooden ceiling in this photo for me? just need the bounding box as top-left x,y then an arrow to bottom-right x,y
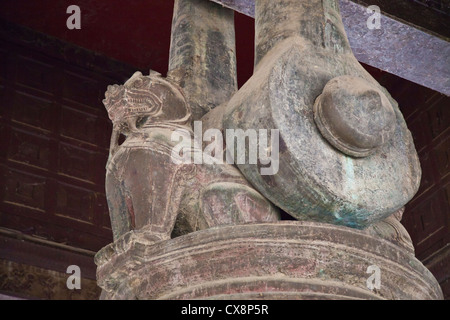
0,0 -> 258,88
0,0 -> 449,88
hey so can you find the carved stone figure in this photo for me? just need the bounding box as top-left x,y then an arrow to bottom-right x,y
95,0 -> 443,301
103,71 -> 279,243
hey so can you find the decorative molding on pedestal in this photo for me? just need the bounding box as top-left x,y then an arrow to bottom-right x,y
95,222 -> 443,300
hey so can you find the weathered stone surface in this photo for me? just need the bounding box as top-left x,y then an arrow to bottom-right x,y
96,0 -> 440,302
216,0 -> 421,228
103,72 -> 279,242
364,207 -> 415,254
95,222 -> 443,300
168,0 -> 237,121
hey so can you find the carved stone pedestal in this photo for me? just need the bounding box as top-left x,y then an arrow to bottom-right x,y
95,221 -> 443,300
